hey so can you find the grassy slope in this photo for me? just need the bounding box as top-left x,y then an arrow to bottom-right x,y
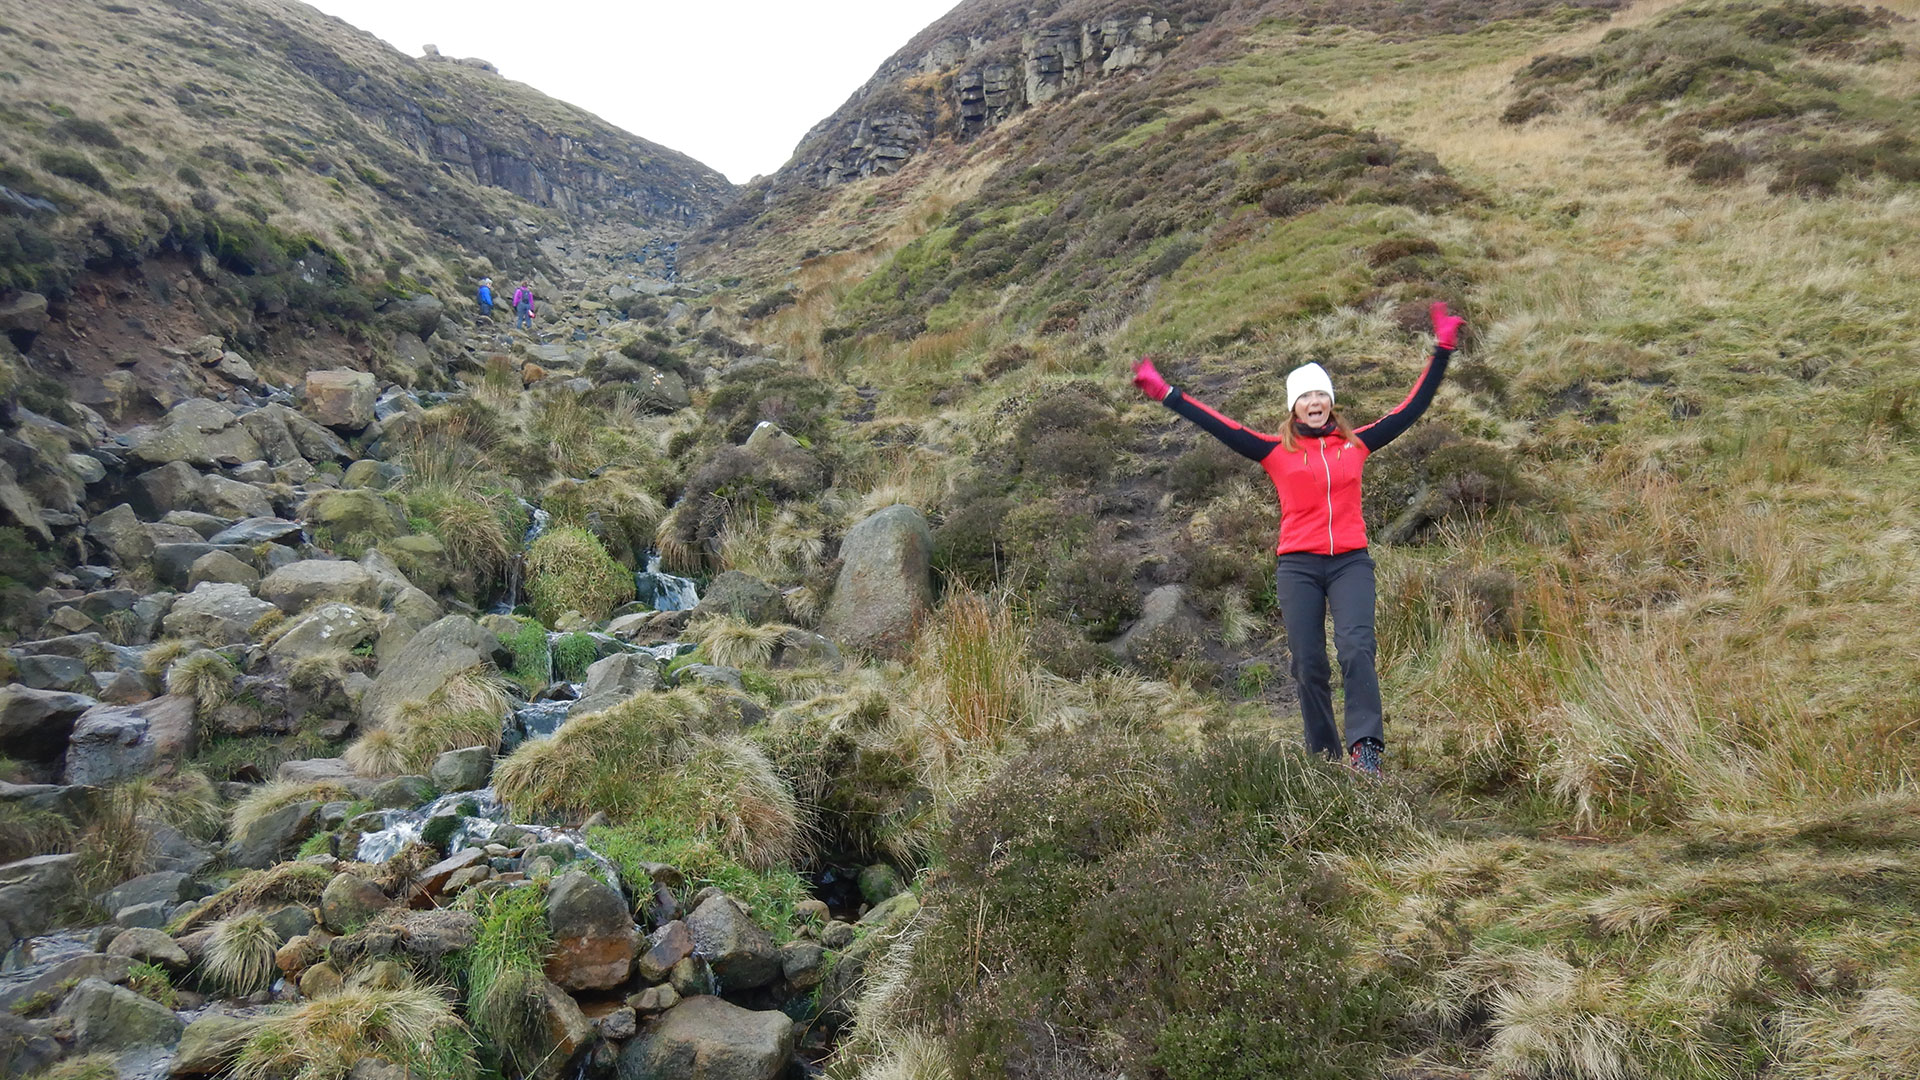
684,1 -> 1920,1076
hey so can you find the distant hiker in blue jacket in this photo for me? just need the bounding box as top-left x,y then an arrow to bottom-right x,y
476,277 -> 494,319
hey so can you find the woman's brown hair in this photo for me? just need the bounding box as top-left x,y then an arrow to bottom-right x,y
1277,409 -> 1358,453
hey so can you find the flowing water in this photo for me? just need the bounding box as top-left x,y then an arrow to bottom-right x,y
635,552 -> 699,611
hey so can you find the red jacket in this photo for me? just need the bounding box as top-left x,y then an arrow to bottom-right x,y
1163,347 -> 1450,555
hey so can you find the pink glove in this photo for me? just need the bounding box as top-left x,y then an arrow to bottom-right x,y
1132,357 -> 1171,401
1431,302 -> 1464,350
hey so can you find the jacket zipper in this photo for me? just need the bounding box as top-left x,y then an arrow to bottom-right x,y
1317,440 -> 1335,554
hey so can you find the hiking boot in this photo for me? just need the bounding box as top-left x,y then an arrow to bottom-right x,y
1349,738 -> 1383,778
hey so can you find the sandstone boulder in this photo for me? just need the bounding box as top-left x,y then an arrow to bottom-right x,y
161,582 -> 278,645
304,369 -> 378,431
187,550 -> 260,590
200,474 -> 274,520
360,615 -> 502,728
105,926 -> 190,970
87,503 -> 154,566
568,652 -> 662,719
0,853 -> 80,945
616,995 -> 796,1080
55,977 -> 184,1051
128,399 -> 264,467
319,872 -> 389,934
169,1012 -> 263,1077
820,505 -> 933,657
693,571 -> 782,625
258,560 -> 380,615
429,746 -> 493,792
62,695 -> 196,786
303,489 -> 408,545
226,799 -> 320,869
544,871 -> 636,991
0,686 -> 97,762
686,894 -> 780,990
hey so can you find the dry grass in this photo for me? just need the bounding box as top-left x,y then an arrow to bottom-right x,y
204,911 -> 284,996
493,688 -> 802,868
344,728 -> 409,779
172,860 -> 337,933
347,665 -> 510,776
687,614 -> 794,669
230,780 -> 354,835
232,986 -> 476,1080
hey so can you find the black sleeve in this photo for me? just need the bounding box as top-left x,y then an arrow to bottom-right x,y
1357,347 -> 1451,453
1163,388 -> 1280,462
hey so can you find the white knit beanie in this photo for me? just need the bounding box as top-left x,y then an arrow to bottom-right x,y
1286,362 -> 1336,412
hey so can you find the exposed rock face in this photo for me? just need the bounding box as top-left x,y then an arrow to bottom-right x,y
0,853 -> 80,944
268,602 -> 383,661
821,505 -> 934,657
544,871 -> 637,991
127,399 -> 264,467
617,995 -> 797,1080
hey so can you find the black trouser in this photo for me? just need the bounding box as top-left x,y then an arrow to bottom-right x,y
1275,549 -> 1382,757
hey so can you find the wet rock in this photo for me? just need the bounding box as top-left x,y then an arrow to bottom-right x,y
368,774 -> 433,809
304,370 -> 378,431
780,940 -> 827,990
428,745 -> 493,792
616,995 -> 796,1080
320,872 -> 389,934
62,694 -> 196,786
56,977 -> 184,1051
820,504 -> 933,658
413,848 -> 487,896
543,870 -> 636,991
0,952 -> 133,1011
636,919 -> 693,984
686,894 -> 780,990
258,560 -> 380,615
161,582 -> 279,645
668,954 -> 714,998
207,517 -> 303,546
170,1011 -> 262,1076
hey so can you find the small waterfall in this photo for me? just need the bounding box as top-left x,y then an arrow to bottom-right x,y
493,503 -> 553,614
635,552 -> 699,611
353,787 -> 621,890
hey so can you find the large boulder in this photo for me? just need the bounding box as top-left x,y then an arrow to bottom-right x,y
380,294 -> 445,339
152,542 -> 257,591
0,853 -> 80,945
245,404 -> 350,463
200,475 -> 274,520
134,460 -> 209,518
304,369 -> 378,431
187,550 -> 260,591
568,653 -> 662,719
208,517 -> 304,546
258,560 -> 381,615
170,1012 -> 263,1077
62,695 -> 197,786
268,603 -> 383,662
685,895 -> 780,990
128,399 -> 264,467
531,980 -> 595,1080
303,489 -> 408,546
428,746 -> 493,793
820,505 -> 934,657
55,977 -> 184,1051
616,995 -> 796,1080
359,615 -> 502,728
105,926 -> 190,970
0,686 -> 96,762
160,582 -> 278,646
544,871 -> 637,992
87,503 -> 155,566
692,572 -> 782,625
226,799 -> 320,869
319,872 -> 389,934
99,870 -> 192,914
740,422 -> 826,497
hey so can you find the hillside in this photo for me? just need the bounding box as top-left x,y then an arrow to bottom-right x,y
4,2 -> 1920,1080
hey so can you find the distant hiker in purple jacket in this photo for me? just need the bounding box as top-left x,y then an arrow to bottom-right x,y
511,282 -> 535,330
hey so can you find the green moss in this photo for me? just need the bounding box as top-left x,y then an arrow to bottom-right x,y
589,819 -> 810,942
550,632 -> 601,681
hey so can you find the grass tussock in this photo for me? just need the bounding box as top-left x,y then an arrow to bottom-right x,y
171,860 -> 337,934
166,649 -> 237,717
457,884 -> 554,1077
346,665 -> 509,777
232,986 -> 477,1080
204,911 -> 284,996
494,688 -> 802,869
230,780 -> 354,836
523,526 -> 635,626
687,613 -> 797,669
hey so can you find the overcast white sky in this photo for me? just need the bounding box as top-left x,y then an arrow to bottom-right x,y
303,1 -> 959,185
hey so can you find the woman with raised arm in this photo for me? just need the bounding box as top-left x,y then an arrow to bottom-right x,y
1132,302 -> 1463,775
